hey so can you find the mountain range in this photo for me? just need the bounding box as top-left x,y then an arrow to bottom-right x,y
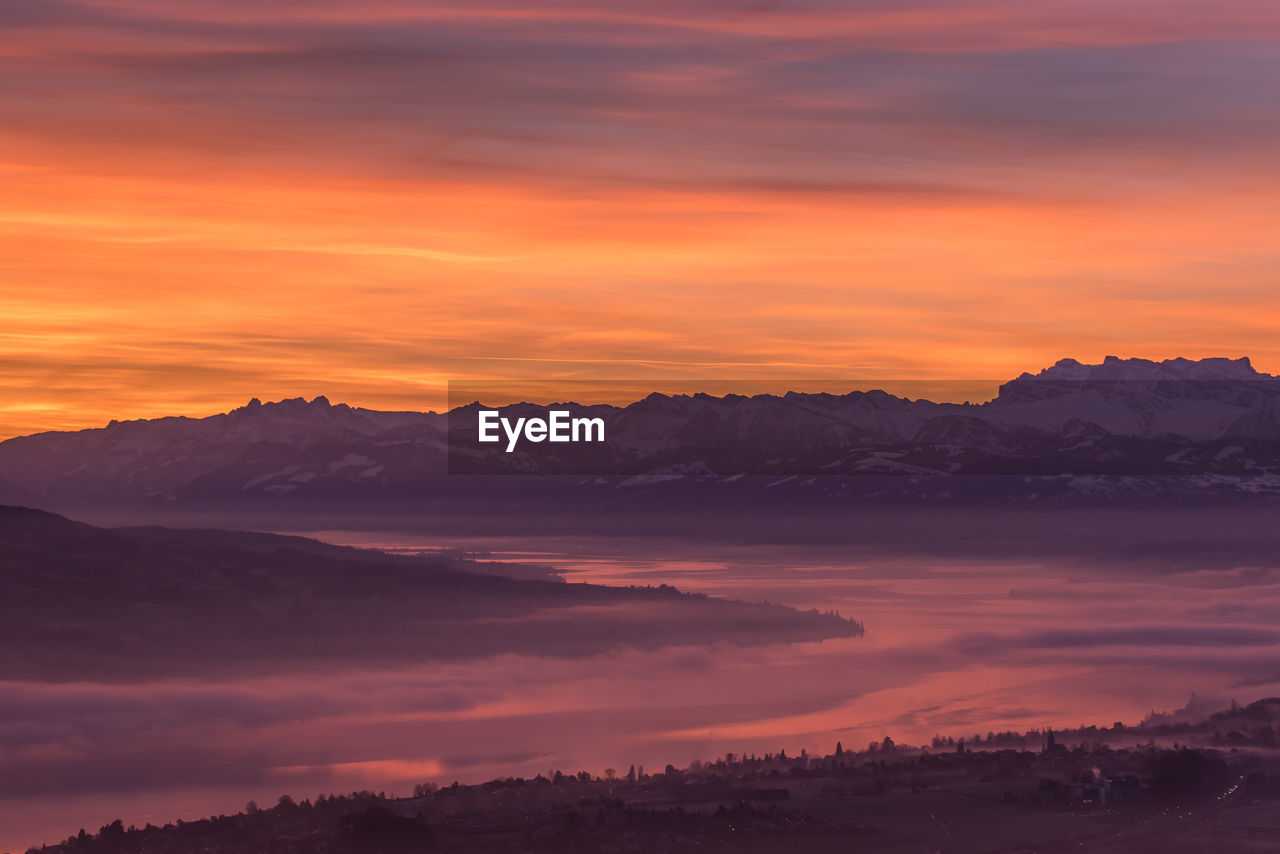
2,357 -> 1280,515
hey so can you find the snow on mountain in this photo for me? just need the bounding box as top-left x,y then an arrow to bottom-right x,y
1013,355 -> 1269,383
1,357 -> 1279,507
986,356 -> 1280,440
0,397 -> 445,500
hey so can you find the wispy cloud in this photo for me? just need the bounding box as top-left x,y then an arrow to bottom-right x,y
2,1 -> 1280,434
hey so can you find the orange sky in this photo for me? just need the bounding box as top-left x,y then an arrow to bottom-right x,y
3,0 -> 1280,438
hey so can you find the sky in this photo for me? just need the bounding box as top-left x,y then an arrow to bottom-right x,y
3,0 -> 1280,438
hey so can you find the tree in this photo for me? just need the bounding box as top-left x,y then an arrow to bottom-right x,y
245,800 -> 259,814
335,804 -> 435,853
1151,749 -> 1231,794
834,741 -> 843,758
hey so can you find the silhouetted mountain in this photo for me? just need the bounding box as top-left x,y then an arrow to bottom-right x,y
0,506 -> 861,681
2,358 -> 1279,516
0,397 -> 445,502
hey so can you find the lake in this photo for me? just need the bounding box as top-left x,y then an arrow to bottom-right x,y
2,529 -> 1276,852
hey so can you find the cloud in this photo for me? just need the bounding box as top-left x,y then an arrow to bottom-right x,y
955,625 -> 1280,654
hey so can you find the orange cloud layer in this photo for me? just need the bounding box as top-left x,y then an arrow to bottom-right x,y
2,1 -> 1279,437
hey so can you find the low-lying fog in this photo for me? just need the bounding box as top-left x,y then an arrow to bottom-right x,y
3,529 -> 1279,852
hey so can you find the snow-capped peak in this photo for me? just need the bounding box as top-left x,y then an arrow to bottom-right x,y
1011,355 -> 1270,384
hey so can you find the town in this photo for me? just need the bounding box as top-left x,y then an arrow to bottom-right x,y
32,698 -> 1280,854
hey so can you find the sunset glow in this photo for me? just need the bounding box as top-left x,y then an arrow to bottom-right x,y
4,1 -> 1280,437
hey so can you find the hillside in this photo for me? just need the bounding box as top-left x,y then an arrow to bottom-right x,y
0,506 -> 862,681
25,699 -> 1280,854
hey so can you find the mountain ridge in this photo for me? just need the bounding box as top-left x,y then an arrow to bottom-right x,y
3,357 -> 1280,509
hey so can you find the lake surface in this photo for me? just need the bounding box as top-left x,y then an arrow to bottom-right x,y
3,531 -> 1277,852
